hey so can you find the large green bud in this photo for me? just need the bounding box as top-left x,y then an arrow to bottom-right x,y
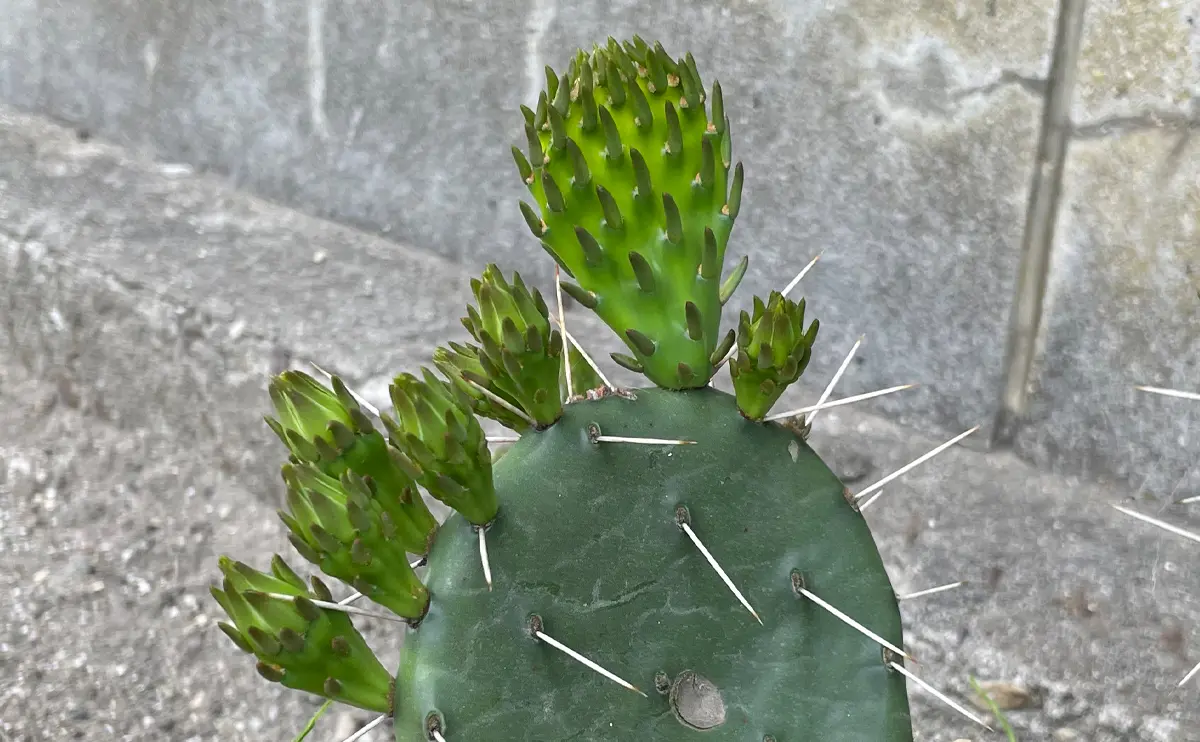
730,291 -> 820,420
439,264 -> 565,429
210,556 -> 394,713
266,371 -> 439,549
385,369 -> 499,526
278,462 -> 431,620
514,37 -> 745,389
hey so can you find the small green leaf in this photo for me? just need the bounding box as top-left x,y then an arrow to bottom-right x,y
575,227 -> 605,267
512,146 -> 533,184
524,123 -> 544,166
699,137 -> 715,188
547,104 -> 567,152
710,329 -> 735,365
664,102 -> 682,155
685,302 -> 704,341
600,106 -> 623,163
701,228 -> 720,280
630,82 -> 653,129
596,185 -> 623,230
560,281 -> 598,309
628,252 -> 656,293
719,256 -> 749,305
710,81 -> 725,134
610,352 -> 644,373
542,171 -> 566,212
291,700 -> 334,742
625,329 -> 657,357
725,161 -> 743,219
663,194 -> 683,244
605,60 -> 625,107
630,149 -> 653,200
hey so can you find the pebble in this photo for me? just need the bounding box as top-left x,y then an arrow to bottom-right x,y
1098,703 -> 1137,734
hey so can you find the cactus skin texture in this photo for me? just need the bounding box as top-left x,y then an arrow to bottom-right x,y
393,387 -> 911,740
209,37 -> 918,742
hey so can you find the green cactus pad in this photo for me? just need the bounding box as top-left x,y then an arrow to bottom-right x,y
392,387 -> 912,740
516,38 -> 741,390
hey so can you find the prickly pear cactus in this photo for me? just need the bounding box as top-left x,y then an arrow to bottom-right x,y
210,38 -> 945,741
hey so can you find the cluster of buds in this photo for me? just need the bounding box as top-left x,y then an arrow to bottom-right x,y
265,371 -> 438,548
212,362 -> 506,709
280,463 -> 430,619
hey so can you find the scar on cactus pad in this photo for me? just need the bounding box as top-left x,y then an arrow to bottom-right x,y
211,38 -> 988,741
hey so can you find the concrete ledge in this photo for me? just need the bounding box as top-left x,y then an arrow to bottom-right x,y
0,106 -> 481,500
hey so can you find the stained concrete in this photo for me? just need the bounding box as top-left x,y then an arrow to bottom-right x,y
2,0 -> 1197,491
1010,0 -> 1200,496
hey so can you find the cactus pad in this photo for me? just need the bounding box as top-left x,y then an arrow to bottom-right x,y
515,38 -> 742,390
392,386 -> 911,740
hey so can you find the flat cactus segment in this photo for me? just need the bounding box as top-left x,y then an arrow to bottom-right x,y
392,387 -> 911,740
211,557 -> 395,714
515,38 -> 742,390
730,291 -> 821,420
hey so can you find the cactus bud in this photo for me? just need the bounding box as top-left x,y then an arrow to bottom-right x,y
277,462 -> 430,619
729,291 -> 820,420
386,370 -> 499,525
210,557 -> 394,713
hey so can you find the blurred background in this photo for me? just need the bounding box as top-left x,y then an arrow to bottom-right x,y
1,1 -> 1197,740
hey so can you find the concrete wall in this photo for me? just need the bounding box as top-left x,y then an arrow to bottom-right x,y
1,0 -> 1197,493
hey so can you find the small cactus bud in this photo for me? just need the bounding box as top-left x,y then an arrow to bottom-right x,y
729,291 -> 820,420
387,370 -> 499,525
277,462 -> 431,619
209,557 -> 395,714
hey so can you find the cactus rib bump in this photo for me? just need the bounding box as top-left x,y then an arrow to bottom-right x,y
206,37 -> 998,741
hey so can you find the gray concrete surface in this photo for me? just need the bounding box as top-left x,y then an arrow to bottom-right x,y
3,0 -> 1196,492
2,107 -> 1200,742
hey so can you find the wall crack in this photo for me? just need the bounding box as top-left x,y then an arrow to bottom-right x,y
1071,102 -> 1200,140
954,70 -> 1048,102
